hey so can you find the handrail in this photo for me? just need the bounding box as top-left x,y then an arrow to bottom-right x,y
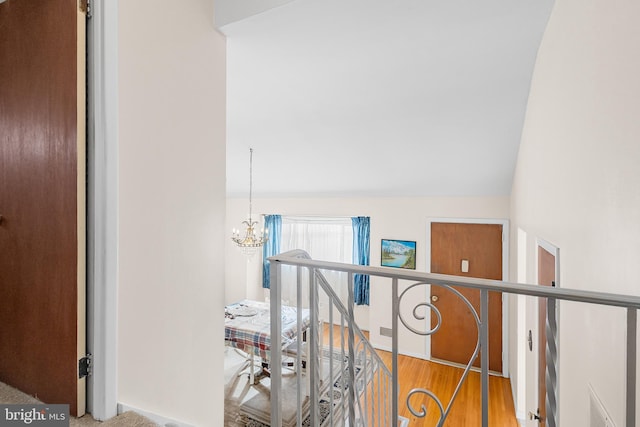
269,252 -> 640,309
267,250 -> 639,427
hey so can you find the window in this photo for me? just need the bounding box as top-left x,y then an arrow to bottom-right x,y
263,214 -> 369,306
280,216 -> 353,263
279,216 -> 353,306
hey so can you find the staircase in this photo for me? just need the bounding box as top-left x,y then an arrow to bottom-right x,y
270,250 -> 394,426
266,250 -> 640,427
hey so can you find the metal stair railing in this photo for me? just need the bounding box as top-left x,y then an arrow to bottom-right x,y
271,249 -> 393,427
268,250 -> 640,427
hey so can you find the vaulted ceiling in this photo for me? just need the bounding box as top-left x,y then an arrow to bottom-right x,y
218,0 -> 554,198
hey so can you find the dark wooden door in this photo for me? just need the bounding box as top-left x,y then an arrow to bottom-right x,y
0,0 -> 86,416
537,245 -> 556,427
430,222 -> 503,372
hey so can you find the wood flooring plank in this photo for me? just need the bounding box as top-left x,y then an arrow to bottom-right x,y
323,324 -> 519,426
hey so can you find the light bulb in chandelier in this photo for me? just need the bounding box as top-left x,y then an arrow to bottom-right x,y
231,219 -> 268,247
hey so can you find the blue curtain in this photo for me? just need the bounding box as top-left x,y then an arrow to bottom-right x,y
262,214 -> 282,289
351,216 -> 370,305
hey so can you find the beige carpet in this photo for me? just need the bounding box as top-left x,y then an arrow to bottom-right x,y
224,349 -> 258,427
0,381 -> 158,427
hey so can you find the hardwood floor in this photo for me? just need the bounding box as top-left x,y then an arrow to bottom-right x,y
323,325 -> 519,427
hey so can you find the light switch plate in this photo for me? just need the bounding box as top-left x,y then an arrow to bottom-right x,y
461,259 -> 469,273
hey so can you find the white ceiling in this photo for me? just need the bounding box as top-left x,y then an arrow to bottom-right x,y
219,0 -> 554,198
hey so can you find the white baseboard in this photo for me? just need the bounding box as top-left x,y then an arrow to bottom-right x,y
513,383 -> 526,423
117,403 -> 195,427
371,343 -> 429,361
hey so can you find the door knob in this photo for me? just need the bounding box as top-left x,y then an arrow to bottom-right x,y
431,295 -> 439,303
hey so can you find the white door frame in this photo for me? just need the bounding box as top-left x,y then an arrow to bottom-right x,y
86,0 -> 119,420
425,217 -> 510,378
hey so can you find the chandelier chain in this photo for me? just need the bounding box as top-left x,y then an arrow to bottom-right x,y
231,147 -> 267,256
249,148 -> 253,222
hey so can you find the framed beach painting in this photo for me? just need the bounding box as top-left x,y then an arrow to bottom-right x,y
381,239 -> 416,270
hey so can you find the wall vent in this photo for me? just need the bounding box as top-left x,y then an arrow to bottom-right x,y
589,384 -> 615,427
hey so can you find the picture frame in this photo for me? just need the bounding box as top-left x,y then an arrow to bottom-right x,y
381,239 -> 416,270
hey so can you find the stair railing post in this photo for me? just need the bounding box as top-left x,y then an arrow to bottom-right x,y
392,278 -> 399,427
269,260 -> 283,427
627,308 -> 637,427
480,289 -> 489,427
546,297 -> 558,427
348,272 -> 356,426
309,267 -> 320,426
296,266 -> 303,427
328,298 -> 335,426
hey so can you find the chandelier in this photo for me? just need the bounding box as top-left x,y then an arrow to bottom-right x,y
231,148 -> 268,256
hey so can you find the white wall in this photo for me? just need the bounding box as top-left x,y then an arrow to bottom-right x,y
511,0 -> 640,425
118,1 -> 226,425
226,195 -> 509,358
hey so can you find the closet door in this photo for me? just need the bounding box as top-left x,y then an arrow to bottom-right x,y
0,0 -> 87,416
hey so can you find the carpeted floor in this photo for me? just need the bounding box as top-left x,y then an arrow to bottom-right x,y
0,381 -> 158,426
224,347 -> 374,427
224,349 -> 253,426
224,347 -> 324,427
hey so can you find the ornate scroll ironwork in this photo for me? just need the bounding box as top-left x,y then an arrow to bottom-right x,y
399,282 -> 481,426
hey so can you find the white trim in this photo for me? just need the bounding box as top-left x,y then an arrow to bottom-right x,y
535,237 -> 560,290
536,237 -> 560,283
86,0 -> 119,420
372,344 -> 429,361
536,237 -> 558,256
425,217 -> 510,378
117,403 -> 195,427
514,228 -> 528,422
373,344 -> 506,376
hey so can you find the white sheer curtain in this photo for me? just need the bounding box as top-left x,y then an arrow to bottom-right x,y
279,216 -> 353,320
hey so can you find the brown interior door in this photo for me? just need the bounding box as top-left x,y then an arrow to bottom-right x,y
430,222 -> 503,372
0,0 -> 87,416
537,245 -> 556,427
